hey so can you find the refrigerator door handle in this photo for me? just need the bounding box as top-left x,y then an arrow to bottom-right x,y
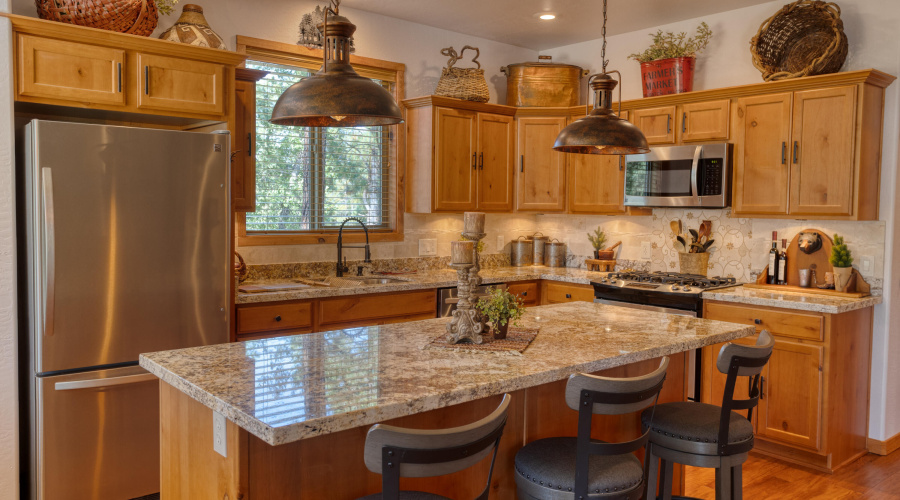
54,373 -> 157,391
42,167 -> 56,337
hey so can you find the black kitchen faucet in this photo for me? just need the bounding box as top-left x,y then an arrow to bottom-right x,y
336,217 -> 371,277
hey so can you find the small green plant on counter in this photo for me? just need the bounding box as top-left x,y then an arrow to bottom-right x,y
628,22 -> 713,63
829,234 -> 853,267
458,235 -> 485,253
476,287 -> 525,328
587,227 -> 607,250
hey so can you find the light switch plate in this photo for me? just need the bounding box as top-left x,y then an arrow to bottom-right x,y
641,241 -> 652,260
419,238 -> 437,256
213,411 -> 227,457
496,235 -> 505,251
861,255 -> 873,273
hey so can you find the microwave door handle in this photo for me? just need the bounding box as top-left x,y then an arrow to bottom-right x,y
690,146 -> 701,200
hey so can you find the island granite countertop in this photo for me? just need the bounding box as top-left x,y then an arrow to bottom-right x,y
140,301 -> 755,446
701,286 -> 881,314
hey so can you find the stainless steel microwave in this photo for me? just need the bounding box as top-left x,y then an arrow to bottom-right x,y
623,143 -> 731,208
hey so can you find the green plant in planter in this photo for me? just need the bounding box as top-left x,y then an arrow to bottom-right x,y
156,0 -> 179,15
628,22 -> 713,63
829,234 -> 853,267
476,287 -> 525,329
587,227 -> 607,251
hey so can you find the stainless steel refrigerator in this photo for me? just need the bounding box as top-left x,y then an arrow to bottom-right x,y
21,120 -> 231,500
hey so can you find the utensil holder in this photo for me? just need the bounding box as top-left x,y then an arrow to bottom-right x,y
678,252 -> 710,276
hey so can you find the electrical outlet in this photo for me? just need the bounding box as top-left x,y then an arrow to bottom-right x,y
496,235 -> 505,251
418,238 -> 437,256
861,255 -> 873,273
213,411 -> 227,457
640,241 -> 652,260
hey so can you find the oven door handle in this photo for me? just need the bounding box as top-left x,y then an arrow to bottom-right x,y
594,298 -> 697,317
690,145 -> 701,201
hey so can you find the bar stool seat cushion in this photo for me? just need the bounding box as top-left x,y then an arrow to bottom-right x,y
514,437 -> 643,495
641,402 -> 754,455
358,492 -> 451,500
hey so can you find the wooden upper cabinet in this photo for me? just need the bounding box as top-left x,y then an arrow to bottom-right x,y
632,106 -> 676,144
476,113 -> 515,211
137,53 -> 225,115
733,93 -> 793,215
789,86 -> 857,216
567,111 -> 627,214
680,99 -> 729,142
16,34 -> 125,106
231,68 -> 267,212
516,116 -> 566,211
434,107 -> 478,211
757,340 -> 823,450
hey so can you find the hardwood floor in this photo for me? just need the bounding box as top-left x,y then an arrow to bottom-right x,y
684,451 -> 900,499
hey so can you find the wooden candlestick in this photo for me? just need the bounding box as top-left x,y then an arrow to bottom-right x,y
463,212 -> 485,235
450,240 -> 474,264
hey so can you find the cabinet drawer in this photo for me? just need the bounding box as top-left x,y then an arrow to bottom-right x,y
543,282 -> 594,304
17,34 -> 125,106
236,302 -> 313,334
507,281 -> 539,305
705,302 -> 823,341
318,290 -> 436,327
136,53 -> 225,115
236,328 -> 312,341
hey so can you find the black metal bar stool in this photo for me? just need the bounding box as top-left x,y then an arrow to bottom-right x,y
357,393 -> 510,500
642,331 -> 774,500
514,358 -> 669,500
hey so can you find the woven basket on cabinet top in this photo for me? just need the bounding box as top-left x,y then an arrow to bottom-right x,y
750,0 -> 848,81
36,0 -> 159,37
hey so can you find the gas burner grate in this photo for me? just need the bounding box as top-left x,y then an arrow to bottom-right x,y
607,271 -> 737,289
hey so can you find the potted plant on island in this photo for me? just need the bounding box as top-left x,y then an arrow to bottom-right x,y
628,22 -> 713,97
830,234 -> 854,292
587,227 -> 607,260
476,287 -> 525,340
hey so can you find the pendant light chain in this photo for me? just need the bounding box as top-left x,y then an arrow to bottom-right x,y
601,0 -> 608,74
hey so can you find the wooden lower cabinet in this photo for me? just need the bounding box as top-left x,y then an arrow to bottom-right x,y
540,281 -> 594,304
507,281 -> 539,306
702,300 -> 872,472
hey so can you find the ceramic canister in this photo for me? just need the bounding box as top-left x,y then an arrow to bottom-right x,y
158,4 -> 227,50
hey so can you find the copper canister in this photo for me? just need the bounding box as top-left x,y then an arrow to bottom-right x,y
501,56 -> 589,107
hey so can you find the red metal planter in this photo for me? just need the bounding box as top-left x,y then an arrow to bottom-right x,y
639,57 -> 695,97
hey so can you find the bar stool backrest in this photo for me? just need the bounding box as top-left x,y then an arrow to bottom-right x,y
717,329 -> 775,377
363,394 -> 510,500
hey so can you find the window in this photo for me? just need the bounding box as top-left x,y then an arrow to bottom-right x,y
235,37 -> 405,245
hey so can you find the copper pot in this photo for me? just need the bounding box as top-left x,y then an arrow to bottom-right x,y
501,56 -> 589,107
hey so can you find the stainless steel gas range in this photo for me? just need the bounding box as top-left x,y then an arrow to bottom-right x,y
590,271 -> 742,401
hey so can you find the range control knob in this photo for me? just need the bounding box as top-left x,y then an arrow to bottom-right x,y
670,285 -> 680,291
682,285 -> 692,292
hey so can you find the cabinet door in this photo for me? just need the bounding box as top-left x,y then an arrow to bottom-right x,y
632,106 -> 676,144
17,34 -> 125,106
516,117 -> 566,211
136,53 -> 225,115
789,86 -> 857,216
434,107 -> 478,211
757,340 -> 823,450
476,113 -> 515,211
567,112 -> 627,214
232,78 -> 256,212
680,99 -> 730,142
733,93 -> 792,215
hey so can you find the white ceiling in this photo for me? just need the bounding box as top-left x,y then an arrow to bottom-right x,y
342,0 -> 774,51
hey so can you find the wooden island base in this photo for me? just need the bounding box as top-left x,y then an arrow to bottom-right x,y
160,355 -> 687,499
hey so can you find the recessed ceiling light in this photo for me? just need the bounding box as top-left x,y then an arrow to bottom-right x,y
537,13 -> 556,20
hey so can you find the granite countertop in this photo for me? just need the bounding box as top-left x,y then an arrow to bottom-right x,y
236,266 -> 607,304
140,301 -> 755,446
701,286 -> 882,314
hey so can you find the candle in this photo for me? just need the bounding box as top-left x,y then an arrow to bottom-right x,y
463,212 -> 485,235
450,240 -> 475,264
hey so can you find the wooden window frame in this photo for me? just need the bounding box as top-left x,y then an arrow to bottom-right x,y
235,36 -> 406,246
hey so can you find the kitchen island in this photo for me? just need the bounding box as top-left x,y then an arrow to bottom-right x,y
141,301 -> 755,499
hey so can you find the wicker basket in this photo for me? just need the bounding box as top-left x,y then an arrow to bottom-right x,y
435,45 -> 489,103
751,0 -> 848,82
36,0 -> 159,37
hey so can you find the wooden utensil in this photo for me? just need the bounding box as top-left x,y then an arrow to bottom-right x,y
596,241 -> 621,260
670,221 -> 681,237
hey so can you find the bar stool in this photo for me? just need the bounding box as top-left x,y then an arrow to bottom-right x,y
357,393 -> 510,500
642,331 -> 774,500
514,358 -> 669,500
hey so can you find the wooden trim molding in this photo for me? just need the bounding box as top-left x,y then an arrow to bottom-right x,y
868,432 -> 900,456
402,95 -> 517,115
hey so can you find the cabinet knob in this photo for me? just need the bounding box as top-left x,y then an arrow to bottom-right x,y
275,315 -> 282,322
522,291 -> 528,296
754,318 -> 762,325
565,293 -> 572,299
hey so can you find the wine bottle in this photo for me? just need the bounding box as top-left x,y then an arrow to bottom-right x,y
767,231 -> 778,285
777,238 -> 788,285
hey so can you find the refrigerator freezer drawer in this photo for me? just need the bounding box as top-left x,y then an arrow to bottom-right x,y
33,365 -> 159,500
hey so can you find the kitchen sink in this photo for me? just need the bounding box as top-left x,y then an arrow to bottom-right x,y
352,277 -> 408,285
292,276 -> 409,287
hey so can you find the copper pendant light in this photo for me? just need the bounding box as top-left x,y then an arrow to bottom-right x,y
270,0 -> 403,127
553,0 -> 649,155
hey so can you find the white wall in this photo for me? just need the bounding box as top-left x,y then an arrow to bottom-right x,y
542,0 -> 900,442
0,0 -> 19,496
